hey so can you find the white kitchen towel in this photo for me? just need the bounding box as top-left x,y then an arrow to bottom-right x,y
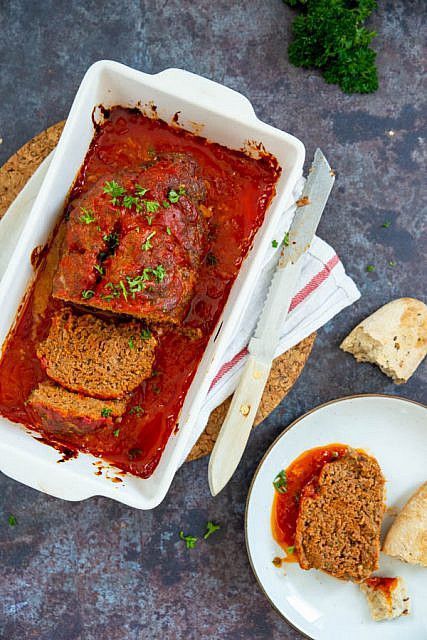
0,154 -> 360,467
178,175 -> 360,463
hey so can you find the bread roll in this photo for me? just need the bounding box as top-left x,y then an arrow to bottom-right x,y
383,482 -> 427,567
340,298 -> 427,383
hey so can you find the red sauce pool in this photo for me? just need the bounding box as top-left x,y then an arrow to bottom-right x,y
0,107 -> 280,478
271,444 -> 349,561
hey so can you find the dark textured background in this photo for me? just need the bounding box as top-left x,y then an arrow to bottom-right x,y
0,1 -> 426,638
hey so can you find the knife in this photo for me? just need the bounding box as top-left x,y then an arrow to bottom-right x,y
208,149 -> 335,496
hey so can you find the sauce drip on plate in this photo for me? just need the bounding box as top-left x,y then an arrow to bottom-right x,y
271,443 -> 349,561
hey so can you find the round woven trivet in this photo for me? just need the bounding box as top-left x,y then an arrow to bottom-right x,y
0,122 -> 316,461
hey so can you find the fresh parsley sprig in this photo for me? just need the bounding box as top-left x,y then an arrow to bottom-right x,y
179,530 -> 198,549
284,0 -> 379,94
103,180 -> 126,205
273,470 -> 288,494
203,521 -> 220,539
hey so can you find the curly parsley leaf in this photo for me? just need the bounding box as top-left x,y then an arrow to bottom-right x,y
284,0 -> 378,94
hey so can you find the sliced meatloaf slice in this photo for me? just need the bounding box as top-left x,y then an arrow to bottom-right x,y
294,449 -> 385,582
28,381 -> 126,436
53,154 -> 208,323
37,309 -> 157,399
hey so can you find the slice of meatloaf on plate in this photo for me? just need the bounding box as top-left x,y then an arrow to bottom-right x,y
53,154 -> 208,323
294,448 -> 385,582
28,381 -> 127,436
37,309 -> 157,399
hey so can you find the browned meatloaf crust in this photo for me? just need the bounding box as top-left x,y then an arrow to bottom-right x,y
36,309 -> 157,399
294,449 -> 385,582
52,154 -> 208,323
28,381 -> 127,436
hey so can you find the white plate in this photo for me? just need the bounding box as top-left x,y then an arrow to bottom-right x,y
245,395 -> 427,640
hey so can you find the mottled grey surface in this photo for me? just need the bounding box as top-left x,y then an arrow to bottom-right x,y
0,1 -> 426,639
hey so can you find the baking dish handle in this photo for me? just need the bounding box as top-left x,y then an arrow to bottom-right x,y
152,68 -> 257,121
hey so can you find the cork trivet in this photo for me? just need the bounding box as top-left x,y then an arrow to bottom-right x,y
0,121 -> 316,462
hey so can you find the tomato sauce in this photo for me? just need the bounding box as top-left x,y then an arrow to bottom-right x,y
271,443 -> 349,560
0,107 -> 280,478
364,577 -> 398,603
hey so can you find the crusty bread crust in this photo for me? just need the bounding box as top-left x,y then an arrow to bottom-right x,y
383,482 -> 427,567
340,298 -> 427,383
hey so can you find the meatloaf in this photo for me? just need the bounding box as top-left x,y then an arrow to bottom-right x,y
36,309 -> 157,399
28,381 -> 126,436
294,449 -> 385,582
53,154 -> 208,323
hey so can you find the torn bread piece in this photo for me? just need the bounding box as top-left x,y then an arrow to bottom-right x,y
360,577 -> 410,621
383,482 -> 427,567
340,298 -> 427,383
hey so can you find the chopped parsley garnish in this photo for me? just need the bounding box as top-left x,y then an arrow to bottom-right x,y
145,200 -> 160,213
101,408 -> 113,418
126,275 -> 147,294
366,264 -> 375,272
168,189 -> 180,203
141,328 -> 152,340
129,405 -> 144,416
8,514 -> 17,526
146,215 -> 153,225
152,264 -> 166,282
163,200 -> 171,209
141,231 -> 156,251
382,220 -> 391,228
283,232 -> 290,247
123,195 -> 140,209
272,239 -> 279,248
389,260 -> 397,267
129,336 -> 135,350
179,530 -> 198,549
135,184 -> 149,197
94,264 -> 104,275
80,207 -> 96,224
113,429 -> 120,437
81,289 -> 95,300
119,280 -> 128,301
103,180 -> 125,205
203,521 -> 220,539
273,470 -> 288,494
166,226 -> 171,235
103,232 -> 119,249
286,545 -> 295,555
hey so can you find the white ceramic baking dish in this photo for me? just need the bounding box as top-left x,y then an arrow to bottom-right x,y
0,60 -> 304,508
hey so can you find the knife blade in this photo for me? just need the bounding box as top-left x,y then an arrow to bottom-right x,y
208,149 -> 335,496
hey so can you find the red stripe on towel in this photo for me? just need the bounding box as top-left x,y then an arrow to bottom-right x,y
209,253 -> 340,390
